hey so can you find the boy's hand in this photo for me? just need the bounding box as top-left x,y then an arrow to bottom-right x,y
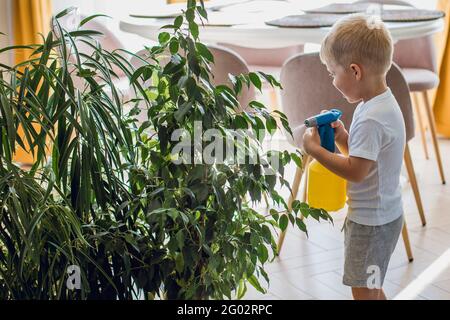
320,110 -> 348,144
303,127 -> 321,156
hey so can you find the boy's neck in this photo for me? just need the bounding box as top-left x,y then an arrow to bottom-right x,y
361,77 -> 388,103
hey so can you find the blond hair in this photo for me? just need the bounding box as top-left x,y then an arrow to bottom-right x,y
320,13 -> 393,76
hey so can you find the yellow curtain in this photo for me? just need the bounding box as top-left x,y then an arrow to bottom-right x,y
13,0 -> 52,64
12,0 -> 52,166
433,0 -> 450,137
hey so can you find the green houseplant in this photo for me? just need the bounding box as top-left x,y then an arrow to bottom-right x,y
0,1 -> 332,299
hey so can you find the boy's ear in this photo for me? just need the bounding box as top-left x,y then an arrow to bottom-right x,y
350,63 -> 362,81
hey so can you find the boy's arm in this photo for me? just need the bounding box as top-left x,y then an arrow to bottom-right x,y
309,146 -> 373,183
303,127 -> 373,183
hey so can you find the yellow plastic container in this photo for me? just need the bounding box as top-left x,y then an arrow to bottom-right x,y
307,160 -> 347,212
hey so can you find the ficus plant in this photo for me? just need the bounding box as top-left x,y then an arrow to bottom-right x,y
0,1 -> 332,300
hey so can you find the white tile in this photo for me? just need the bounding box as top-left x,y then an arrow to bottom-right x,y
274,256 -> 345,278
416,285 -> 450,300
265,275 -> 314,300
275,231 -> 326,260
313,271 -> 352,299
266,248 -> 344,274
272,272 -> 350,300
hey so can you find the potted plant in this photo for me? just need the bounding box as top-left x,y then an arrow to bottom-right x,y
0,1 -> 332,300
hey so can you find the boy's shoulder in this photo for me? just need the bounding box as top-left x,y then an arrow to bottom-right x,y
355,89 -> 401,124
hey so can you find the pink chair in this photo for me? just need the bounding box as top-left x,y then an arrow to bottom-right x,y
217,44 -> 305,74
277,52 -> 426,262
355,0 -> 446,184
218,44 -> 304,110
208,45 -> 256,110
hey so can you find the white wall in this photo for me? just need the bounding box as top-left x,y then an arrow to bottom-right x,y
0,0 -> 12,66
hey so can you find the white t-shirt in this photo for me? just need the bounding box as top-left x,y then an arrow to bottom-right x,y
347,88 -> 406,226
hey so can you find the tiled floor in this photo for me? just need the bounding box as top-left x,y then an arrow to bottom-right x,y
243,127 -> 450,300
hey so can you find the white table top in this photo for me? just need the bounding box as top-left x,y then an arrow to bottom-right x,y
120,16 -> 444,48
119,1 -> 445,49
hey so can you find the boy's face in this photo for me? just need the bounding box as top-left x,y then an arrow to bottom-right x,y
326,60 -> 362,104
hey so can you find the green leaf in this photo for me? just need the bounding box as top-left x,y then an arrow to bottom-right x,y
55,6 -> 77,19
233,115 -> 248,130
261,225 -> 273,244
176,230 -> 185,250
174,15 -> 184,29
266,116 -> 277,135
191,183 -> 209,202
254,116 -> 265,141
158,32 -> 171,44
257,244 -> 269,264
308,208 -> 321,221
280,117 -> 293,137
79,14 -> 111,27
175,253 -> 184,273
237,280 -> 247,300
197,5 -> 208,19
189,21 -> 199,39
279,214 -> 289,231
169,39 -> 179,55
247,275 -> 266,294
295,217 -> 308,236
269,208 -> 279,223
196,43 -> 214,62
249,101 -> 266,110
249,72 -> 262,91
76,68 -> 96,78
291,152 -> 303,168
186,8 -> 195,22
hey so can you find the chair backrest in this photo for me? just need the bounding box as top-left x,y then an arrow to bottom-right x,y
56,11 -> 126,79
280,53 -> 414,149
217,43 -> 305,67
57,12 -> 124,53
355,0 -> 437,72
208,45 -> 255,110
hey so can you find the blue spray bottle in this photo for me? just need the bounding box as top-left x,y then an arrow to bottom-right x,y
304,109 -> 347,212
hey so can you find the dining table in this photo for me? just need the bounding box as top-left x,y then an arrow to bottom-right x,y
119,0 -> 445,49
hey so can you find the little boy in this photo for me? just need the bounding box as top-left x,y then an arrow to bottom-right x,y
303,14 -> 406,300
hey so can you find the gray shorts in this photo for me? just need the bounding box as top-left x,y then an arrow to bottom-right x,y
343,215 -> 404,288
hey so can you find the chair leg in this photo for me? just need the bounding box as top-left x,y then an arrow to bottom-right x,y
422,91 -> 446,185
412,93 -> 429,160
263,192 -> 269,208
402,221 -> 414,263
404,144 -> 427,226
277,155 -> 309,254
